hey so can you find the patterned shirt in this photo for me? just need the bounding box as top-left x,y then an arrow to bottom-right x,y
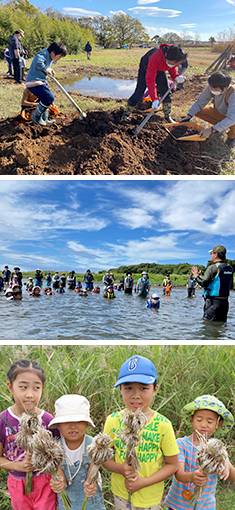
165,436 -> 217,510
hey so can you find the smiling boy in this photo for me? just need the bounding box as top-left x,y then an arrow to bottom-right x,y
165,395 -> 235,510
103,355 -> 179,510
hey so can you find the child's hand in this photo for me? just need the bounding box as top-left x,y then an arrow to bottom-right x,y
20,453 -> 34,472
191,468 -> 208,486
84,481 -> 97,498
50,477 -> 66,494
125,474 -> 145,493
121,462 -> 137,480
219,461 -> 230,481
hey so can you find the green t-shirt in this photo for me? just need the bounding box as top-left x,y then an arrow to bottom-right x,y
103,409 -> 179,507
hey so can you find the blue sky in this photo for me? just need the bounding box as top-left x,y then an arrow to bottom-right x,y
0,179 -> 235,273
33,0 -> 235,41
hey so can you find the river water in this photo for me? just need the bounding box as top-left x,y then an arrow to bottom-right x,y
0,285 -> 234,341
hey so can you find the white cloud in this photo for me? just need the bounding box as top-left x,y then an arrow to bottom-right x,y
128,6 -> 181,17
62,7 -> 101,16
226,0 -> 235,5
180,24 -> 196,28
105,233 -> 194,265
137,0 -> 160,4
0,198 -> 108,241
108,10 -> 126,15
144,26 -> 181,36
114,208 -> 154,229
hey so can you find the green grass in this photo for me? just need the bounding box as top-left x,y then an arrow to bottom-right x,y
1,346 -> 235,509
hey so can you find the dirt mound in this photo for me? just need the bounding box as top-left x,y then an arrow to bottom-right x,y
0,73 -> 219,174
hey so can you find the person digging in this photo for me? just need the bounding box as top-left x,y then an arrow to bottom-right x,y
121,44 -> 187,122
25,41 -> 67,126
180,70 -> 235,148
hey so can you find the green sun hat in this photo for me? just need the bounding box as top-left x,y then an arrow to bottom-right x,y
181,394 -> 234,435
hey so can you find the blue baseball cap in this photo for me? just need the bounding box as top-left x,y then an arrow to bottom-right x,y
114,355 -> 157,387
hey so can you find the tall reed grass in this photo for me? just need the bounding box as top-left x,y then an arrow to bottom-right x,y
0,345 -> 235,508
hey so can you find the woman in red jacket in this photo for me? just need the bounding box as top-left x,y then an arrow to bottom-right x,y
122,44 -> 187,122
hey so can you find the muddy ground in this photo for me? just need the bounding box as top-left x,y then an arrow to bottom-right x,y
0,72 -> 225,175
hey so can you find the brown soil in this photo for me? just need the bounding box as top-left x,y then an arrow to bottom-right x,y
0,72 -> 220,175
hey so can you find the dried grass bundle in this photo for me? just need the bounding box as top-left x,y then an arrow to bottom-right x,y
31,427 -> 71,510
15,412 -> 42,495
119,408 -> 148,473
192,433 -> 228,510
81,433 -> 113,510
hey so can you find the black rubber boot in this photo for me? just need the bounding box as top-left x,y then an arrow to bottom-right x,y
163,102 -> 174,123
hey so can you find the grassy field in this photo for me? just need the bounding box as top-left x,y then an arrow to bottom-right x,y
0,345 -> 235,508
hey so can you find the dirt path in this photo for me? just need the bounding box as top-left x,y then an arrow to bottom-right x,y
0,72 -> 225,175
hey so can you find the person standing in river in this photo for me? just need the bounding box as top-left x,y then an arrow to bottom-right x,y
191,244 -> 233,322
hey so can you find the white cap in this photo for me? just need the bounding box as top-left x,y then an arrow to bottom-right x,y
48,394 -> 95,428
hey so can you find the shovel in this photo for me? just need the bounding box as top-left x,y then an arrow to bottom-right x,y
48,74 -> 86,120
164,121 -> 207,141
134,77 -> 181,135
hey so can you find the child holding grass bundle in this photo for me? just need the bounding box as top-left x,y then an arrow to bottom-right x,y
48,394 -> 106,510
0,359 -> 59,510
103,355 -> 179,510
165,394 -> 235,510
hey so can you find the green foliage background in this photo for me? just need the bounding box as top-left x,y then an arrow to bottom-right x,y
0,0 -> 94,57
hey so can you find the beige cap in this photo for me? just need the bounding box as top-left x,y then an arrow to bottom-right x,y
48,394 -> 95,428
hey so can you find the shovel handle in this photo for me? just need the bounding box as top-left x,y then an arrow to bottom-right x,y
134,69 -> 186,135
48,74 -> 86,119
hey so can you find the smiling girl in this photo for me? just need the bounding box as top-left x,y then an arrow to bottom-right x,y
0,359 -> 58,510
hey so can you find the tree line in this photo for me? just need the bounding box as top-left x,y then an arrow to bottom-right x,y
107,260 -> 235,276
0,0 -> 149,58
0,0 -> 94,58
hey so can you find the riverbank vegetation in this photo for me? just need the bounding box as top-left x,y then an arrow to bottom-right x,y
21,258 -> 235,287
0,345 -> 235,508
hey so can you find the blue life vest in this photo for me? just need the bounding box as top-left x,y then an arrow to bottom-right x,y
146,299 -> 160,308
202,263 -> 233,298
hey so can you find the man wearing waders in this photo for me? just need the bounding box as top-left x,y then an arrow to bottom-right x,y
136,271 -> 151,297
121,44 -> 187,122
124,273 -> 134,294
191,245 -> 233,321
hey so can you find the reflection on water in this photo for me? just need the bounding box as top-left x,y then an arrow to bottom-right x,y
0,286 -> 234,340
63,76 -> 136,99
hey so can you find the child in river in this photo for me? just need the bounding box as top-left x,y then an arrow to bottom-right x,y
49,395 -> 106,510
165,394 -> 235,510
103,355 -> 179,510
146,293 -> 160,308
0,359 -> 59,510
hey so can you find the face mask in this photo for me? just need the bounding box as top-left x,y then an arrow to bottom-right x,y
166,61 -> 176,68
209,88 -> 223,95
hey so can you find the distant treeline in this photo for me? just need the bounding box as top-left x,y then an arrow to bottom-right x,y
0,0 -> 94,58
106,262 -> 206,275
107,260 -> 235,276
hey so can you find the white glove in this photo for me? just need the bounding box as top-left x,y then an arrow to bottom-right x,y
46,68 -> 55,77
152,100 -> 160,110
175,75 -> 185,84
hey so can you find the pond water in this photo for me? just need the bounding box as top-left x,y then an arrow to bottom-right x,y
1,284 -> 235,341
63,76 -> 136,99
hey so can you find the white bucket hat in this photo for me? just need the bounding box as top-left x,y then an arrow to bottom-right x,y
48,394 -> 95,428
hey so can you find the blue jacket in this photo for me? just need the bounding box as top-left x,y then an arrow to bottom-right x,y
26,48 -> 52,84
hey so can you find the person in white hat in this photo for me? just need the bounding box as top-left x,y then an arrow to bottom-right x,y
146,293 -> 160,308
48,395 -> 106,510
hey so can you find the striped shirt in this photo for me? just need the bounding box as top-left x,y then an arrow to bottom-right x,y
165,436 -> 217,510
